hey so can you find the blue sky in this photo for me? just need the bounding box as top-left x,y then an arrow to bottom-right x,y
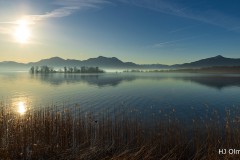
0,0 -> 240,64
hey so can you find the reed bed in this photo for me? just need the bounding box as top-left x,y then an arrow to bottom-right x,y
1,102 -> 240,159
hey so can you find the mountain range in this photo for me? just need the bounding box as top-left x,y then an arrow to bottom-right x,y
1,55 -> 240,70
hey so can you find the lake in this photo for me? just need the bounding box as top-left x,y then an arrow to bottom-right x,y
1,71 -> 240,124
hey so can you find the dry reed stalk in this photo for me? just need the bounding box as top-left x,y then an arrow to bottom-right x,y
1,103 -> 240,159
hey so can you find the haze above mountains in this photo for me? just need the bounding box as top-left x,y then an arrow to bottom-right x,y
1,55 -> 240,70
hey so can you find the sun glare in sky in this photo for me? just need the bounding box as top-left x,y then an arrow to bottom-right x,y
14,19 -> 31,44
0,1 -> 240,64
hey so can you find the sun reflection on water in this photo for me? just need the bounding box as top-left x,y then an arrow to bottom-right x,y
17,101 -> 26,115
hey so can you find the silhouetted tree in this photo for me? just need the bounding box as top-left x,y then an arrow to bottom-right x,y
35,66 -> 39,73
64,66 -> 67,73
30,66 -> 34,74
81,66 -> 86,73
69,67 -> 73,73
40,66 -> 50,73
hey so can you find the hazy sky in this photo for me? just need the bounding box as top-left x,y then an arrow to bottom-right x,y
0,0 -> 240,64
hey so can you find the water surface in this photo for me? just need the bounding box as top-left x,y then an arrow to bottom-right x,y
1,72 -> 240,122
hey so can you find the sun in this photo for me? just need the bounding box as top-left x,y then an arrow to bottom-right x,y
14,19 -> 31,44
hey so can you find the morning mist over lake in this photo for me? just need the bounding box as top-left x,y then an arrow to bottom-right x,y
1,0 -> 240,159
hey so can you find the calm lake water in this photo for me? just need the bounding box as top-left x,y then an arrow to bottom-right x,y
1,72 -> 240,123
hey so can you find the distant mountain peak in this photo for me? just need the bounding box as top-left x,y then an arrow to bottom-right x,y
214,55 -> 224,58
98,56 -> 106,58
173,54 -> 240,69
2,55 -> 240,70
49,56 -> 65,60
97,56 -> 119,60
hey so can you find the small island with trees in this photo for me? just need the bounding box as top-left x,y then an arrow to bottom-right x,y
30,66 -> 104,74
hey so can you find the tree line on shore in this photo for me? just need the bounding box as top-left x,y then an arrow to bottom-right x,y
30,66 -> 104,74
